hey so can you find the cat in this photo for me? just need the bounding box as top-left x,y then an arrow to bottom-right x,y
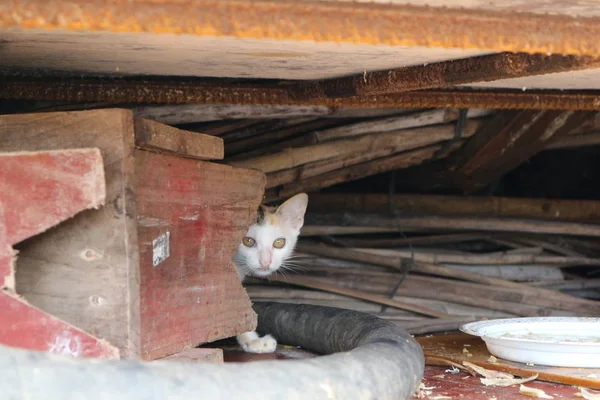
234,193 -> 308,353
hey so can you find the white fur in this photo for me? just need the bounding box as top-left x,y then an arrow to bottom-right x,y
234,193 -> 308,353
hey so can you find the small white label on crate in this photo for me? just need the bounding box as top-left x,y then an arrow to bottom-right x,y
152,231 -> 170,266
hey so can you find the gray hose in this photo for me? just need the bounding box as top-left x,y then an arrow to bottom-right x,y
0,302 -> 424,400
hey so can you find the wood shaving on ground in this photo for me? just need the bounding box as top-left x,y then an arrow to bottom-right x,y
462,361 -> 514,379
462,361 -> 539,387
481,375 -> 539,387
579,387 -> 600,399
519,384 -> 553,398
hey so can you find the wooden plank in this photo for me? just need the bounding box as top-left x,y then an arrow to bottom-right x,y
0,149 -> 106,246
134,118 -> 223,160
306,194 -> 600,223
159,348 -> 224,363
442,110 -> 595,192
135,150 -> 264,360
266,141 -> 463,202
264,120 -> 482,189
133,104 -> 332,125
419,332 -> 600,391
0,150 -> 118,359
225,118 -> 341,158
300,109 -> 491,142
0,293 -> 120,359
0,109 -> 140,358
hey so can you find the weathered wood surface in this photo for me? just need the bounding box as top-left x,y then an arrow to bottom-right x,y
134,117 -> 223,160
264,120 -> 482,189
159,348 -> 224,363
135,150 -> 264,360
1,109 -> 263,360
441,110 -> 595,192
266,142 -> 463,202
1,109 -> 141,358
0,149 -> 118,359
303,213 -> 600,237
306,193 -> 600,223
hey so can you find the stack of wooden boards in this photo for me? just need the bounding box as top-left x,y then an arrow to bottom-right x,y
0,109 -> 264,361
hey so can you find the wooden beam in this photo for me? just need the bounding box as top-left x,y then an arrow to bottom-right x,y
440,110 -> 595,192
134,118 -> 224,160
306,194 -> 600,223
291,53 -> 600,99
133,104 -> 332,124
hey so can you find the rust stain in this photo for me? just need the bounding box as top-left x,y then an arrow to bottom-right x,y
3,76 -> 600,110
290,53 -> 600,99
2,0 -> 600,56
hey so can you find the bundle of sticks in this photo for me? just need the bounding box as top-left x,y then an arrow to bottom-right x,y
210,108 -> 600,202
245,194 -> 600,335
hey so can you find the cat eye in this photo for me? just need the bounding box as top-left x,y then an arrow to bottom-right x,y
242,237 -> 256,247
273,238 -> 286,249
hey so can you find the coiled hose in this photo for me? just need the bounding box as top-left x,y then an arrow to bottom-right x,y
0,302 -> 424,400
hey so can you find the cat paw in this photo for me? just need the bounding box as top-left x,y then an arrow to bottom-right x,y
237,332 -> 277,354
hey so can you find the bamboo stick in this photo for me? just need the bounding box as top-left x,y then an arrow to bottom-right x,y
229,119 -> 481,173
310,108 -> 491,142
264,120 -> 482,188
319,233 -> 493,248
305,193 -> 600,223
245,286 -> 512,318
354,247 -> 600,266
311,270 -> 580,317
267,143 -> 459,202
225,118 -> 341,157
266,275 -> 451,318
303,213 -> 600,237
295,242 -> 600,313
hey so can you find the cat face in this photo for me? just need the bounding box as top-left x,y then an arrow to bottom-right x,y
235,193 -> 308,278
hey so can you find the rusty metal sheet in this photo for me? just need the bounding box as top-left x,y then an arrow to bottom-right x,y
2,0 -> 600,57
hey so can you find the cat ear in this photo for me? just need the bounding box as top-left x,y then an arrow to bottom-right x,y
276,193 -> 308,231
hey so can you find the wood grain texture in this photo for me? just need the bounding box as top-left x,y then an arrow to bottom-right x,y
134,150 -> 265,360
0,150 -> 118,359
0,109 -> 141,358
159,348 -> 224,363
419,332 -> 600,390
307,193 -> 600,223
445,110 -> 595,192
134,118 -> 223,160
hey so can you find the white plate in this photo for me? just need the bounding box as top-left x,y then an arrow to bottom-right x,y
460,317 -> 600,368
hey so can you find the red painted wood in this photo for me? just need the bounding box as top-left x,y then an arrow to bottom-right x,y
415,365 -> 581,400
0,293 -> 119,358
0,149 -> 106,245
0,149 -> 117,359
135,150 -> 265,360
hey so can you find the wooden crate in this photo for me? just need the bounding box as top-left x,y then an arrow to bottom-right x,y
0,109 -> 265,360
